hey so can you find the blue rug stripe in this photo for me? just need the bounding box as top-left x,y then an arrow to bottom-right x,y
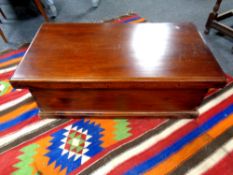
122,16 -> 141,23
124,105 -> 233,175
0,51 -> 25,63
0,108 -> 39,131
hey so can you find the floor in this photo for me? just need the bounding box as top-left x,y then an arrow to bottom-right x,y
0,0 -> 233,75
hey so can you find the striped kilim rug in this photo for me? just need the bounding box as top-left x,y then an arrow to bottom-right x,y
1,14 -> 233,175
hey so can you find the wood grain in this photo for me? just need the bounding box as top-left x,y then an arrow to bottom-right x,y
11,23 -> 226,88
10,23 -> 226,118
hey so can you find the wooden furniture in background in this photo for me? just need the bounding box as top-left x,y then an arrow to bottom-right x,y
205,0 -> 233,36
0,7 -> 7,22
33,0 -> 100,22
0,1 -> 48,42
11,23 -> 226,118
205,0 -> 233,51
34,0 -> 49,22
0,27 -> 8,43
0,7 -> 7,43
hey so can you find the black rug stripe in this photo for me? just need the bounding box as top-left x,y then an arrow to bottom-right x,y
0,119 -> 69,154
168,126 -> 233,175
0,97 -> 35,116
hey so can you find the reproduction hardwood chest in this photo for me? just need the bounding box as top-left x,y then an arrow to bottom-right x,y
10,23 -> 226,118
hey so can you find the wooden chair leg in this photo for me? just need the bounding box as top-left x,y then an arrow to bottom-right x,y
34,0 -> 49,22
0,8 -> 7,20
0,27 -> 8,43
205,0 -> 222,34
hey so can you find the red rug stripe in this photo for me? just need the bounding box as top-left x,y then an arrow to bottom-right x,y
0,148 -> 22,174
226,74 -> 233,83
0,48 -> 27,59
0,71 -> 15,80
0,115 -> 39,137
114,14 -> 140,23
0,89 -> 29,105
129,118 -> 165,135
197,94 -> 233,125
108,121 -> 197,175
203,151 -> 233,175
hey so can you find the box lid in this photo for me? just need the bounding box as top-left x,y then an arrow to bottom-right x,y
11,23 -> 226,89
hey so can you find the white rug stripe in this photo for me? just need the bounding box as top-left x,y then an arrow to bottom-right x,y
222,138 -> 233,153
186,138 -> 233,175
90,119 -> 191,175
198,86 -> 233,115
0,65 -> 17,74
0,119 -> 57,148
0,93 -> 31,111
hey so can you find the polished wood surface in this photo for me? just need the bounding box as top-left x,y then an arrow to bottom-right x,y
11,23 -> 226,118
12,23 -> 225,88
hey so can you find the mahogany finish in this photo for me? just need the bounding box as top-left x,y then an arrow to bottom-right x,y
11,23 -> 226,118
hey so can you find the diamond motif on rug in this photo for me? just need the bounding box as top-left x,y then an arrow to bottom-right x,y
61,125 -> 92,162
46,119 -> 103,174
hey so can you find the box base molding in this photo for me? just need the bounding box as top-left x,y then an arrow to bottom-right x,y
39,110 -> 199,118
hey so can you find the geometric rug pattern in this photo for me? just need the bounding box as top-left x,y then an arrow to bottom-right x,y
1,14 -> 233,175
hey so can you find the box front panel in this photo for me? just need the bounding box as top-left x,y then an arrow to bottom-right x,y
30,88 -> 207,117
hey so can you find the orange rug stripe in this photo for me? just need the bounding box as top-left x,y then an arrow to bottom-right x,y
145,113 -> 233,175
0,102 -> 37,123
129,18 -> 146,23
0,57 -> 22,68
88,119 -> 117,147
207,113 -> 233,138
